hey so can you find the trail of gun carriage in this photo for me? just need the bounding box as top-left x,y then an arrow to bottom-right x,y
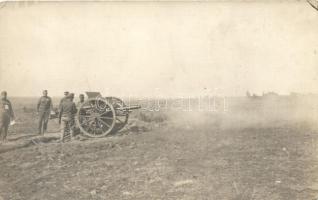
0,92 -> 318,200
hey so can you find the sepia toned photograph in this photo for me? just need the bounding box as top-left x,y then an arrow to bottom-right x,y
0,1 -> 318,199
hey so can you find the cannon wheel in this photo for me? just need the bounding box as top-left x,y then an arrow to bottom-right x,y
106,97 -> 129,133
76,98 -> 116,137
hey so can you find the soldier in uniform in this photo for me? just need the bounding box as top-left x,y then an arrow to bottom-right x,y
37,90 -> 53,135
59,91 -> 69,110
0,91 -> 15,142
59,93 -> 77,142
77,94 -> 85,109
75,94 -> 85,135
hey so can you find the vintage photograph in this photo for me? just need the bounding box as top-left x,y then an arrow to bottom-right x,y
0,1 -> 318,199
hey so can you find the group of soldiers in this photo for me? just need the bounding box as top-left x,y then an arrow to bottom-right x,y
0,90 -> 86,142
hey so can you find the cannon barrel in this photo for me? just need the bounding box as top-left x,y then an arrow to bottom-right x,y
116,105 -> 141,111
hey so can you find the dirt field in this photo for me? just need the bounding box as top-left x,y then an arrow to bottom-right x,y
0,96 -> 318,200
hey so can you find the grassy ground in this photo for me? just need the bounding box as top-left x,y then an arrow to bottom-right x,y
0,96 -> 318,200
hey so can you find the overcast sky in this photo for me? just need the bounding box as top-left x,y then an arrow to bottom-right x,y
0,1 -> 317,97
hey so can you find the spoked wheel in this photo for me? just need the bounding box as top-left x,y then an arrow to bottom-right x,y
106,97 -> 129,133
76,98 -> 116,137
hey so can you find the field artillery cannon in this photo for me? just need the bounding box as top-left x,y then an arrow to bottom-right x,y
76,92 -> 141,137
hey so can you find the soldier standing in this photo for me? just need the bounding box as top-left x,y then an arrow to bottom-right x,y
59,91 -> 69,110
0,91 -> 15,142
75,94 -> 85,135
37,90 -> 53,135
59,93 -> 77,142
77,94 -> 85,109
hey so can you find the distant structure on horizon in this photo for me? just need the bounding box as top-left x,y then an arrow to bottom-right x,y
246,91 -> 318,99
246,91 -> 279,99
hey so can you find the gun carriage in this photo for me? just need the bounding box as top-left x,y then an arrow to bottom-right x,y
76,92 -> 141,137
